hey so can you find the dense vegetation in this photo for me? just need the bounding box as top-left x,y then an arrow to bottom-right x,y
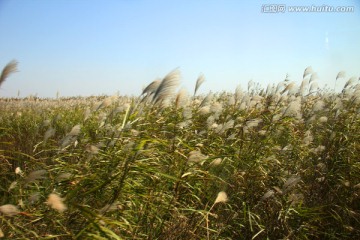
1,68 -> 360,239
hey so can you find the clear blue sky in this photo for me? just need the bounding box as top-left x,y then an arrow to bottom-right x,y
0,0 -> 359,97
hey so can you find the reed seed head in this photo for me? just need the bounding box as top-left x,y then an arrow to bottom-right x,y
0,204 -> 19,216
336,71 -> 346,80
0,60 -> 18,87
152,68 -> 181,104
303,66 -> 313,78
46,193 -> 67,213
214,191 -> 228,204
194,73 -> 205,96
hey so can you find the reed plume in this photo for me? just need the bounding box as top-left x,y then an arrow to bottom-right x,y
152,69 -> 181,105
194,73 -> 205,96
142,78 -> 161,96
46,193 -> 67,213
175,87 -> 189,108
0,204 -> 19,216
336,71 -> 346,80
139,78 -> 162,104
303,66 -> 313,78
309,72 -> 318,83
199,92 -> 213,108
281,82 -> 296,95
207,191 -> 228,239
0,60 -> 18,87
344,76 -> 357,89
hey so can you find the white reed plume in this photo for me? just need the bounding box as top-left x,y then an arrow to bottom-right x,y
199,106 -> 210,115
228,96 -> 235,105
281,82 -> 296,95
142,78 -> 161,96
175,87 -> 189,108
312,100 -> 325,112
333,71 -> 346,91
260,190 -> 275,201
141,78 -> 161,103
283,97 -> 301,118
44,127 -> 56,142
209,158 -> 222,166
86,145 -> 100,154
56,173 -> 73,182
28,192 -> 41,204
43,119 -> 51,127
265,83 -> 275,96
246,118 -> 262,128
276,81 -> 286,93
60,124 -> 81,149
251,95 -> 263,102
199,92 -> 213,107
311,145 -> 326,154
283,175 -> 301,192
344,76 -> 357,89
235,85 -> 243,103
26,169 -> 47,183
0,204 -> 19,216
302,130 -> 313,146
0,60 -> 18,88
248,80 -> 254,92
319,116 -> 328,123
188,150 -> 207,163
194,73 -> 205,96
84,107 -> 91,121
336,71 -> 346,80
68,124 -> 81,136
152,69 -> 181,104
206,115 -> 216,128
289,193 -> 304,206
309,82 -> 319,93
207,191 -> 228,239
309,72 -> 318,83
178,120 -> 192,129
99,201 -> 121,214
97,96 -> 115,110
265,84 -> 272,96
352,88 -> 360,104
210,102 -> 223,116
182,107 -> 192,119
216,119 -> 234,134
257,130 -> 266,136
15,167 -> 22,175
239,102 -> 247,111
333,97 -> 343,110
214,191 -> 228,204
303,66 -> 313,78
46,193 -> 67,213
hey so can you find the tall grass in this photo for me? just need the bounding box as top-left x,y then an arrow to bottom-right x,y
0,68 -> 359,239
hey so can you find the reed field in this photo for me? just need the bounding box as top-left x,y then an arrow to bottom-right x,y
1,64 -> 360,239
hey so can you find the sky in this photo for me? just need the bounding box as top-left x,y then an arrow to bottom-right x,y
0,0 -> 359,98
